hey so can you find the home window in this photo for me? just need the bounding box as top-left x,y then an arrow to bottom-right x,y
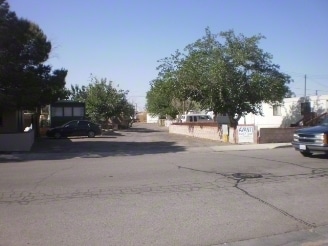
64,107 -> 72,116
73,107 -> 84,116
273,105 -> 281,116
51,107 -> 63,117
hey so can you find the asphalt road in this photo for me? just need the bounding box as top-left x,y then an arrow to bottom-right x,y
0,123 -> 327,246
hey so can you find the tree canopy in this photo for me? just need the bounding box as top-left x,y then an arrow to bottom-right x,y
69,76 -> 134,123
147,28 -> 294,127
0,0 -> 69,111
146,78 -> 178,118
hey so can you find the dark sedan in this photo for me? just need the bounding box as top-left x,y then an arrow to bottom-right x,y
46,120 -> 102,138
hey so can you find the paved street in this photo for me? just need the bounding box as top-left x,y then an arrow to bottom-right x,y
0,123 -> 327,246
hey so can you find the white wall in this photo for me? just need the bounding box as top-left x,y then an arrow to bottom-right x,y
0,129 -> 35,151
240,95 -> 328,129
146,113 -> 159,124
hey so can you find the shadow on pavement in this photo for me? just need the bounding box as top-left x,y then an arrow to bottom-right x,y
0,123 -> 223,162
0,137 -> 186,162
304,154 -> 328,159
20,124 -> 180,161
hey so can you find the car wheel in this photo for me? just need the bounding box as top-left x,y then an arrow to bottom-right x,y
54,132 -> 61,139
300,151 -> 313,157
88,131 -> 95,138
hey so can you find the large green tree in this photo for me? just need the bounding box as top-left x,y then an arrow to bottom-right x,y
184,29 -> 293,126
0,0 -> 69,111
70,84 -> 88,102
147,51 -> 199,117
152,28 -> 294,127
70,77 -> 134,123
146,77 -> 178,118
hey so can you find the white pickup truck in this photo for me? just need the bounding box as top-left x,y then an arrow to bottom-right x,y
292,117 -> 328,157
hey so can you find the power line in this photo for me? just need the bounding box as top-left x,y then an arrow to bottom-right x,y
306,74 -> 328,79
306,78 -> 327,88
281,70 -> 304,77
290,88 -> 328,93
281,70 -> 328,80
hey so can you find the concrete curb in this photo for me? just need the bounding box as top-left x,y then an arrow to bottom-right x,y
211,143 -> 292,152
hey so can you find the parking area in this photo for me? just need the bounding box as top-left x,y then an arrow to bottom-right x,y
31,123 -> 229,155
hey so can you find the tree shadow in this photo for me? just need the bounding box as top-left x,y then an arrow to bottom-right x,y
281,98 -> 303,127
98,131 -> 124,137
281,97 -> 326,127
0,136 -> 186,162
304,154 -> 328,159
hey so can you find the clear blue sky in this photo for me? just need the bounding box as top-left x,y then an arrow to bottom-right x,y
8,0 -> 328,111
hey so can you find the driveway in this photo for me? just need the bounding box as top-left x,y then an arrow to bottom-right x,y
30,123 -> 229,157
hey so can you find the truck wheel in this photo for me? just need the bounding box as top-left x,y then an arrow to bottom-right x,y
88,131 -> 95,138
300,152 -> 313,157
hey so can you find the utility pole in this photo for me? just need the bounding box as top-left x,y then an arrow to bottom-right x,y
304,74 -> 307,98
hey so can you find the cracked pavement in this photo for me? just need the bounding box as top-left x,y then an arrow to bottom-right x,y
0,123 -> 327,246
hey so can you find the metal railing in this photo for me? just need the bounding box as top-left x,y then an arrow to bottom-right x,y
304,112 -> 327,126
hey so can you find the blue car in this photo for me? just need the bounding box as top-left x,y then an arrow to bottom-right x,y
46,120 -> 102,138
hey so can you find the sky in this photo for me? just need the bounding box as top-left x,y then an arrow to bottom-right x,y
8,0 -> 328,111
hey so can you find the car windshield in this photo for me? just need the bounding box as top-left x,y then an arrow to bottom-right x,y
62,121 -> 78,128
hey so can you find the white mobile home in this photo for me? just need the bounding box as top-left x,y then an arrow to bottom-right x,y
239,95 -> 328,129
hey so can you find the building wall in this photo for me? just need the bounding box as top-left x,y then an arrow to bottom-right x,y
50,101 -> 85,127
169,123 -> 300,144
169,123 -> 225,142
240,95 -> 328,129
258,127 -> 303,144
0,129 -> 35,151
0,110 -> 19,133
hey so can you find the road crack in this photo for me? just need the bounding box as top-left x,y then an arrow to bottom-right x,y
177,165 -> 317,229
233,178 -> 316,228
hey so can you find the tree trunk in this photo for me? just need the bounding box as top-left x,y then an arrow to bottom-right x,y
34,106 -> 41,139
228,115 -> 238,129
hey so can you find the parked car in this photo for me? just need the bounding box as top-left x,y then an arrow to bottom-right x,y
292,117 -> 328,157
46,120 -> 102,138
